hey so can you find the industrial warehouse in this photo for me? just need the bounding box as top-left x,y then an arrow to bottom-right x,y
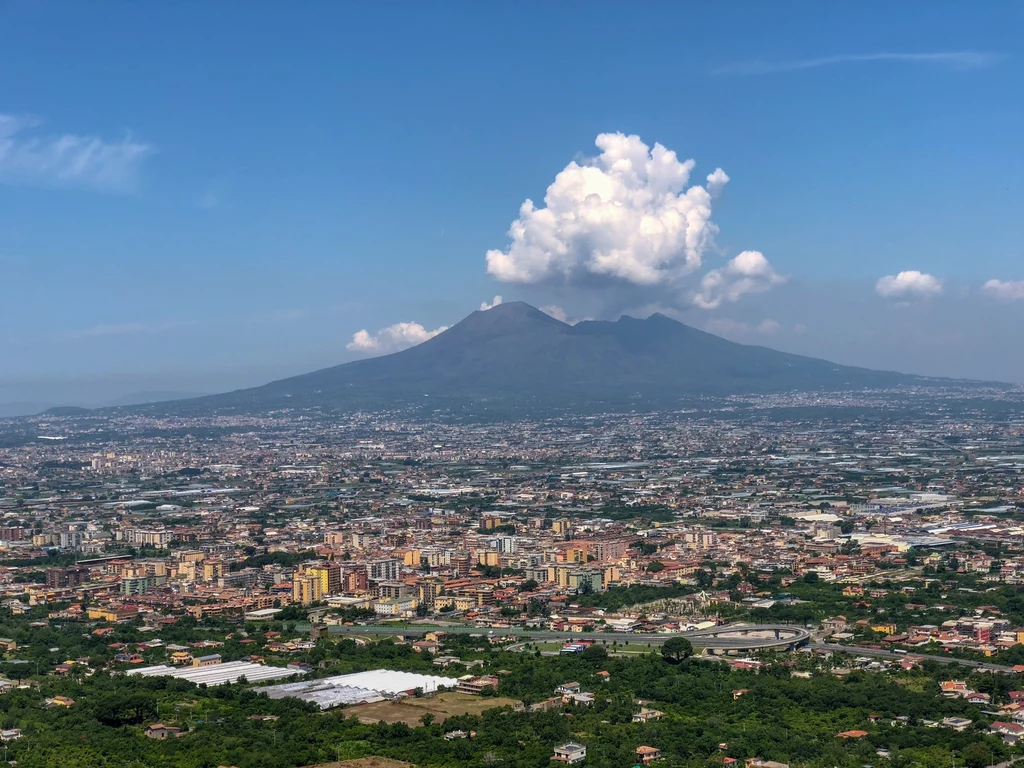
128,660 -> 305,686
254,669 -> 459,709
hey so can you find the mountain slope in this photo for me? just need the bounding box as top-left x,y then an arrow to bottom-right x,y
156,302 -> 948,414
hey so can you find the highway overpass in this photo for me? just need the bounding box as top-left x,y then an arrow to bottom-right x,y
328,622 -> 811,652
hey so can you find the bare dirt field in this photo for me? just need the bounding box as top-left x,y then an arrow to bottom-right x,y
345,692 -> 520,726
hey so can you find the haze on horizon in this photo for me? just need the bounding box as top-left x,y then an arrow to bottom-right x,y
2,3 -> 1023,414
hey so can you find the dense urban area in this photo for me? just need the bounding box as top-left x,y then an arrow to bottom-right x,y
1,388 -> 1024,768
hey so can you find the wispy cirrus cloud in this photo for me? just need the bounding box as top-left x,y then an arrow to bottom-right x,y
0,113 -> 153,193
714,51 -> 1004,76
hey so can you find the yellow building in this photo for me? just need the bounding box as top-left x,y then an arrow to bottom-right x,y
565,547 -> 588,563
554,565 -> 574,588
403,549 -> 422,567
477,551 -> 501,567
203,561 -> 225,581
87,607 -> 128,622
305,564 -> 341,596
552,519 -> 570,536
176,561 -> 198,581
419,579 -> 442,608
292,573 -> 322,606
434,595 -> 476,612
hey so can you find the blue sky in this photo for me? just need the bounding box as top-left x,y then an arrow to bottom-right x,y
2,2 -> 1023,409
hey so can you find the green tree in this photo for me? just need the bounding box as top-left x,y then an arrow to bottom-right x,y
661,636 -> 693,663
963,742 -> 991,768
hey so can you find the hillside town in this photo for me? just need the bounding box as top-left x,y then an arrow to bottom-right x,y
2,402 -> 1024,643
0,401 -> 1023,766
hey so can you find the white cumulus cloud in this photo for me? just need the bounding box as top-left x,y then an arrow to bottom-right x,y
540,305 -> 568,323
0,113 -> 152,193
982,279 -> 1024,302
539,305 -> 593,325
479,295 -> 503,311
347,321 -> 448,355
693,251 -> 785,309
706,168 -> 730,198
486,132 -> 730,287
875,270 -> 943,299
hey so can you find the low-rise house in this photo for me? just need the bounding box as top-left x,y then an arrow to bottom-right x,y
527,696 -> 563,713
941,717 -> 973,731
990,721 -> 1024,744
563,691 -> 595,706
940,680 -> 969,698
823,618 -> 847,634
457,675 -> 499,695
836,730 -> 868,739
636,745 -> 662,764
633,706 -> 664,723
552,743 -> 587,764
145,724 -> 183,740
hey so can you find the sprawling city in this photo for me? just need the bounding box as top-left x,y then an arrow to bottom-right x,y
0,385 -> 1020,767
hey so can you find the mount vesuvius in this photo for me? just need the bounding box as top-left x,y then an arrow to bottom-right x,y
146,302 -> 954,415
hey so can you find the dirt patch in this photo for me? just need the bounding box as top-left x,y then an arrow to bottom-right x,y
345,692 -> 520,726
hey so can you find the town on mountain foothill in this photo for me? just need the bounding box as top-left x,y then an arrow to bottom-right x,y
0,389 -> 1023,767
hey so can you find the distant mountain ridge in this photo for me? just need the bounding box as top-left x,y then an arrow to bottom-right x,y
146,302 -> 963,415
0,391 -> 208,419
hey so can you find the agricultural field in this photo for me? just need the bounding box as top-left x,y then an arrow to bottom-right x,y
345,692 -> 521,726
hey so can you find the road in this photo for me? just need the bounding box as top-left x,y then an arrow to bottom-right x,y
327,623 -> 811,652
325,624 -> 1021,669
987,757 -> 1024,768
811,643 -> 1016,673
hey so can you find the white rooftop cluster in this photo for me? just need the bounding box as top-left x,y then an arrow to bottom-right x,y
129,660 -> 303,686
255,669 -> 458,710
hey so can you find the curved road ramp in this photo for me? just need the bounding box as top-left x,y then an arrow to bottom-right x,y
681,624 -> 811,654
